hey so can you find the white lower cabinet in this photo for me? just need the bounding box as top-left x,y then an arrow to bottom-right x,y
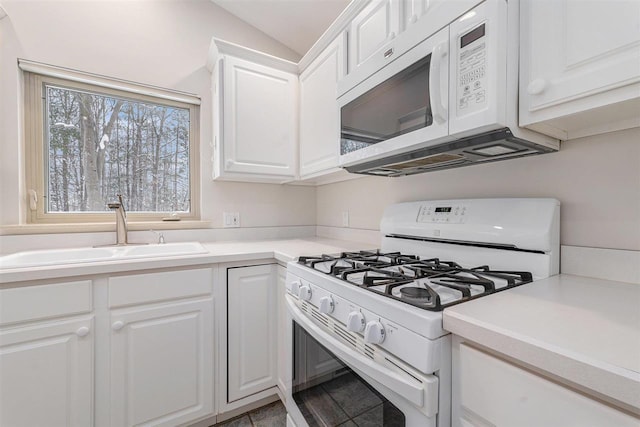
0,268 -> 216,427
0,316 -> 94,427
227,264 -> 278,402
109,298 -> 214,427
453,340 -> 638,427
276,265 -> 287,396
107,268 -> 214,427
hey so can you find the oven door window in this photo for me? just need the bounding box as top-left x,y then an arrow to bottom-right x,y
341,55 -> 432,155
292,321 -> 406,426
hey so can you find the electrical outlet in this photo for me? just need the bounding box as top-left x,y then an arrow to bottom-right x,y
223,212 -> 240,228
342,211 -> 349,227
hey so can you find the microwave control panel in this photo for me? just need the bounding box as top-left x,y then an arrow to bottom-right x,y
417,204 -> 467,224
457,22 -> 488,115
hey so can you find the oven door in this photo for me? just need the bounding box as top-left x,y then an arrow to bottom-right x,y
338,26 -> 452,171
284,295 -> 438,427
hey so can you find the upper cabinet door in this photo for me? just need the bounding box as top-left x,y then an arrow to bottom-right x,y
348,0 -> 401,74
520,0 -> 640,138
299,34 -> 346,178
402,0 -> 482,34
218,55 -> 298,182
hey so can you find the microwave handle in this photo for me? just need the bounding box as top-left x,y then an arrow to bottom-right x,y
286,295 -> 436,412
429,41 -> 448,124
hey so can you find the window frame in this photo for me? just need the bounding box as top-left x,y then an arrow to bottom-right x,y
23,67 -> 201,225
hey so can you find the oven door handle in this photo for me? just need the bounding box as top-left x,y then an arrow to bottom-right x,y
287,297 -> 430,409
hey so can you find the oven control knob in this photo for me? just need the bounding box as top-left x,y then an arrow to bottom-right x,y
299,285 -> 312,301
364,321 -> 386,344
289,281 -> 301,297
347,311 -> 365,333
319,296 -> 334,314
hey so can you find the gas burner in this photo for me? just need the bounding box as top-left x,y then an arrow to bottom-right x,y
297,250 -> 534,311
399,287 -> 432,302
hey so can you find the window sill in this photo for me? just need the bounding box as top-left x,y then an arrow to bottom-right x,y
0,220 -> 212,236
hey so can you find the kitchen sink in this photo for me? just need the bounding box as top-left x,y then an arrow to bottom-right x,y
0,242 -> 208,269
121,242 -> 208,258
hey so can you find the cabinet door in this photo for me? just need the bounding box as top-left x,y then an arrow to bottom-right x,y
348,0 -> 401,73
454,343 -> 639,427
520,0 -> 640,127
402,0 -> 482,36
109,299 -> 214,427
0,317 -> 93,427
221,56 -> 297,179
227,264 -> 277,402
276,265 -> 287,396
299,34 -> 346,178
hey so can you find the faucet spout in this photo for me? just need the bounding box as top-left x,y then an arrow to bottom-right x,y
108,194 -> 128,245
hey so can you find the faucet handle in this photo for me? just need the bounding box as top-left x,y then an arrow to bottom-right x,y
149,229 -> 165,244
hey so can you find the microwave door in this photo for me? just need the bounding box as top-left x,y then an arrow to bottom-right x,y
339,26 -> 452,168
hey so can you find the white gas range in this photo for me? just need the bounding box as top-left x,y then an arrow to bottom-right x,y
283,198 -> 559,427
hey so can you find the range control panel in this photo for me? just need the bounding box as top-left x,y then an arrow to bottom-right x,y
417,204 -> 467,223
457,22 -> 487,115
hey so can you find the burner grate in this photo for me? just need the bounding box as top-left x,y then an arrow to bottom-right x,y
298,250 -> 533,311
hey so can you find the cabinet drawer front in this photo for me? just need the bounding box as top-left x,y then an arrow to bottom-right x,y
457,343 -> 639,426
109,268 -> 212,308
0,280 -> 92,326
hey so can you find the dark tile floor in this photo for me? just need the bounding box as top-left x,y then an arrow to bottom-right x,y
214,401 -> 287,427
213,373 -> 404,427
293,373 -> 404,427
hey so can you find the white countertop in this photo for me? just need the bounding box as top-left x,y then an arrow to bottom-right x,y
0,237 -> 374,284
443,274 -> 640,413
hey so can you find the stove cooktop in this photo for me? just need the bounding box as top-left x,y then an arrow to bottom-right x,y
298,250 -> 533,311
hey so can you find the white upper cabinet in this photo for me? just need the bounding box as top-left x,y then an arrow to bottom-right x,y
348,0 -> 401,77
519,0 -> 640,140
402,0 -> 481,34
299,34 -> 347,179
208,39 -> 298,183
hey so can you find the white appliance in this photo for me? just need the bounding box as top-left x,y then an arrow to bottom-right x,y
283,198 -> 559,426
338,0 -> 559,177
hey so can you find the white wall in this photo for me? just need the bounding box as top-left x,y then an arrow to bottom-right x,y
317,128 -> 640,251
0,0 -> 316,230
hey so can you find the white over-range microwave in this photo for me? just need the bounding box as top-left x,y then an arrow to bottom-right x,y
338,0 -> 559,177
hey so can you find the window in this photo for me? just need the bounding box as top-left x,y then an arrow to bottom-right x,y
22,61 -> 200,224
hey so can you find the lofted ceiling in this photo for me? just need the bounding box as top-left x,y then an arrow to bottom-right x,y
211,0 -> 351,58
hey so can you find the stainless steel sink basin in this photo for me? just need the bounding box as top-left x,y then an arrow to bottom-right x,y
0,242 -> 208,269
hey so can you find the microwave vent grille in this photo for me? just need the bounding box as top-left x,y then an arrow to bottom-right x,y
387,153 -> 464,170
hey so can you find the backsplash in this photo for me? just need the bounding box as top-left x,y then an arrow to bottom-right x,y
317,128 -> 640,252
0,226 -> 317,256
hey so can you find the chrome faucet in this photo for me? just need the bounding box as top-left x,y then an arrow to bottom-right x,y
107,194 -> 128,245
150,229 -> 166,244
